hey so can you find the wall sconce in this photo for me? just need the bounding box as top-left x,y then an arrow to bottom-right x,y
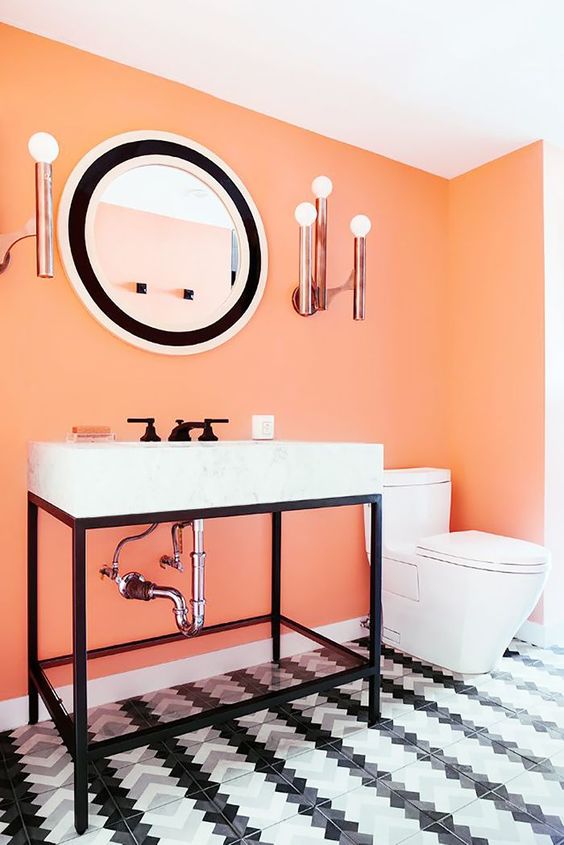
292,176 -> 371,320
0,132 -> 59,278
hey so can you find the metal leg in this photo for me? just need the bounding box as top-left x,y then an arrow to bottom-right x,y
27,498 -> 39,725
368,497 -> 383,725
72,523 -> 89,835
271,511 -> 282,663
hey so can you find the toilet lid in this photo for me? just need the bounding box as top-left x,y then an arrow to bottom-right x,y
416,530 -> 550,572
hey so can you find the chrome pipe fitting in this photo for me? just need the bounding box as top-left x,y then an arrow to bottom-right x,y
101,523 -> 159,581
106,519 -> 207,638
160,521 -> 190,571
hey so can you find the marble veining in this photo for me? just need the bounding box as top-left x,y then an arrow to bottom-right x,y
28,440 -> 384,518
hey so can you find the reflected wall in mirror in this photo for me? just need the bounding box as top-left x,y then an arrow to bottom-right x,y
58,132 -> 267,354
94,166 -> 239,332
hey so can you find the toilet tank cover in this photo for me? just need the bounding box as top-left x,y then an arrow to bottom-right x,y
417,530 -> 550,568
384,468 -> 451,487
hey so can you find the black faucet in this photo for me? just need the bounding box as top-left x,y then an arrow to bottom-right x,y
168,418 -> 229,442
127,418 -> 161,442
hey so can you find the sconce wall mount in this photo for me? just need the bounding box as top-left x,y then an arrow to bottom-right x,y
0,132 -> 59,279
292,176 -> 371,320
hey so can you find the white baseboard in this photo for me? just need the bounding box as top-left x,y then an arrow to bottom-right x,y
515,618 -> 564,648
0,616 -> 366,732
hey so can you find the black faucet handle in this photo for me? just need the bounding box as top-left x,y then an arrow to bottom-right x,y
199,418 -> 230,442
127,417 -> 161,442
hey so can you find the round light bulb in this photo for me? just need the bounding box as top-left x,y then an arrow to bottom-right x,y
28,132 -> 59,164
350,214 -> 372,238
311,175 -> 333,199
294,201 -> 317,227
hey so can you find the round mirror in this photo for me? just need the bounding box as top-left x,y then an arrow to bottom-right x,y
58,132 -> 267,354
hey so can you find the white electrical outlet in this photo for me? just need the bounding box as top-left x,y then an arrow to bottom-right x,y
252,414 -> 275,440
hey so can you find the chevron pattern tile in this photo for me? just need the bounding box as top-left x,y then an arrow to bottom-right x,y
2,636 -> 564,844
136,684 -> 204,725
87,703 -> 147,743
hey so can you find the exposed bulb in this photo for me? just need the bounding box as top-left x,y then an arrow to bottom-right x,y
28,132 -> 59,164
294,201 -> 317,227
350,214 -> 372,238
311,175 -> 333,199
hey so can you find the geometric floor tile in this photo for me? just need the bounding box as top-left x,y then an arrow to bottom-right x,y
137,686 -> 204,725
0,802 -> 29,845
271,744 -> 372,806
384,706 -> 478,756
99,755 -> 197,818
484,712 -> 564,763
125,792 -> 237,844
384,754 -> 488,819
286,699 -> 369,741
245,807 -> 348,843
3,636 -> 564,844
211,766 -> 311,838
315,778 -> 439,845
87,702 -> 146,742
492,766 -> 564,836
21,782 -> 118,843
336,723 -> 429,779
433,729 -> 539,792
438,790 -> 564,844
171,729 -> 267,786
230,712 -> 320,764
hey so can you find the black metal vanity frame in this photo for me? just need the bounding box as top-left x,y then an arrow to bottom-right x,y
27,492 -> 383,835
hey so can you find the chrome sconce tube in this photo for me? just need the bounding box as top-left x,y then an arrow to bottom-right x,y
35,161 -> 54,277
0,132 -> 59,278
350,214 -> 371,321
353,237 -> 365,321
294,202 -> 317,316
291,175 -> 371,320
312,175 -> 331,311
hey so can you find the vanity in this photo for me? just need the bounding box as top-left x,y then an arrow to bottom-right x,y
27,439 -> 384,834
19,123 -> 383,835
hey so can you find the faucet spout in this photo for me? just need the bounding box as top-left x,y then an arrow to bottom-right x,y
168,420 -> 205,442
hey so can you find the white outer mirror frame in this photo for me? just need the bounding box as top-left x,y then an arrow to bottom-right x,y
58,130 -> 268,355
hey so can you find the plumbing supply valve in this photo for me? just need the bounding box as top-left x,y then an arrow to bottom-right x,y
99,565 -> 118,581
159,554 -> 184,572
160,521 -> 190,571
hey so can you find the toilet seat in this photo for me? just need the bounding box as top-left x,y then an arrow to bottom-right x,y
416,530 -> 550,575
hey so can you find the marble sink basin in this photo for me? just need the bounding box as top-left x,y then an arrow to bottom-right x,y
28,440 -> 384,518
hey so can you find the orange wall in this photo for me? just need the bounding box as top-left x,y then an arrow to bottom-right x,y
447,144 -> 546,619
0,25 -> 450,701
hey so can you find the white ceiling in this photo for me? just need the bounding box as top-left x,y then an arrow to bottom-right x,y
2,0 -> 564,177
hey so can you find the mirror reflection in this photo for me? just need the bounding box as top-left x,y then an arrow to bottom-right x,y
93,164 -> 240,331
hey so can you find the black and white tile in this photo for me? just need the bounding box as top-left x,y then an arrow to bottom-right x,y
1,636 -> 564,843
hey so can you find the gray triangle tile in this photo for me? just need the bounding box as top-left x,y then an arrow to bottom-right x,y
123,790 -> 240,844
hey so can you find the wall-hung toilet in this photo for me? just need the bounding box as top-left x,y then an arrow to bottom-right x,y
365,468 -> 551,674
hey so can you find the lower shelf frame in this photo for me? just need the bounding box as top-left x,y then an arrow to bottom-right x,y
27,491 -> 383,835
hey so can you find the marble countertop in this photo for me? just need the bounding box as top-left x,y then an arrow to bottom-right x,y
28,440 -> 384,518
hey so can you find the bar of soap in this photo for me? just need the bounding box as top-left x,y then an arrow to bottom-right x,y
72,425 -> 112,435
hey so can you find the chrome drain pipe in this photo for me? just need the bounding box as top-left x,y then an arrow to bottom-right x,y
102,519 -> 207,638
